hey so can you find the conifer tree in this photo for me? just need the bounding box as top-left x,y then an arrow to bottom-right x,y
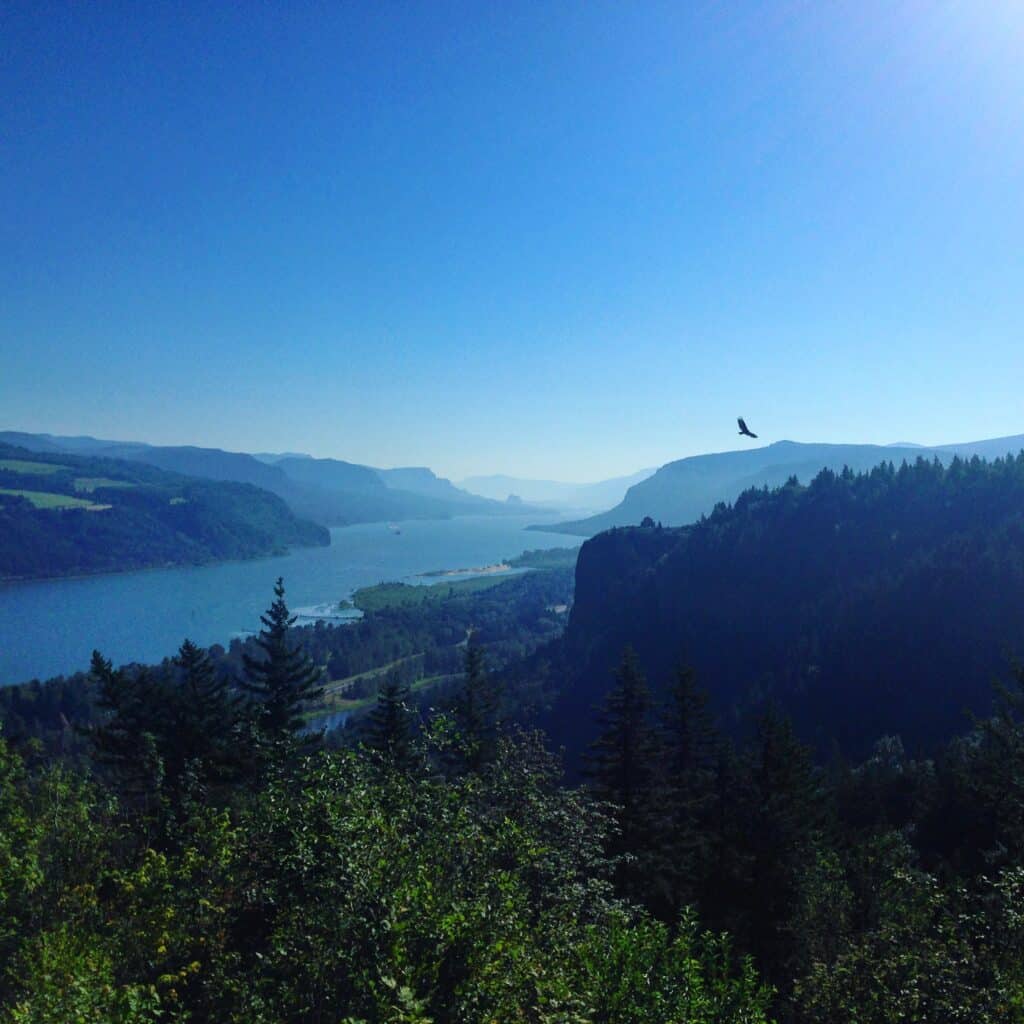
365,674 -> 420,772
585,646 -> 659,900
240,578 -> 324,743
452,636 -> 500,772
88,651 -> 166,815
166,638 -> 244,794
655,666 -> 720,916
744,707 -> 828,984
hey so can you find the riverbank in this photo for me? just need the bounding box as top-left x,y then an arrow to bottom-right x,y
417,561 -> 512,578
0,515 -> 581,685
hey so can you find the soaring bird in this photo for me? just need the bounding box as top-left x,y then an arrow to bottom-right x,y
737,417 -> 758,439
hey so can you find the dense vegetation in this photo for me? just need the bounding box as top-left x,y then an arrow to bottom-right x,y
0,444 -> 328,581
0,583 -> 773,1024
7,456 -> 1024,1019
575,648 -> 1024,1020
5,573 -> 1024,1020
545,452 -> 1024,762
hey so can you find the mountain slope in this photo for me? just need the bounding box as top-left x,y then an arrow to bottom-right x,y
2,432 -> 536,526
377,466 -> 496,506
535,454 -> 1024,767
277,456 -> 385,493
461,468 -> 656,509
0,444 -> 328,580
541,436 -> 1024,536
103,443 -> 292,491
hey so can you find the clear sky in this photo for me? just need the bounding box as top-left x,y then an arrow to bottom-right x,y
3,2 -> 1023,481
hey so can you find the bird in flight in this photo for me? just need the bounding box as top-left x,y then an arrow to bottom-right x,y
737,417 -> 758,439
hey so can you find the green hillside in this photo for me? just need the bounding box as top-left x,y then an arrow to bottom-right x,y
538,452 -> 1024,766
0,444 -> 328,580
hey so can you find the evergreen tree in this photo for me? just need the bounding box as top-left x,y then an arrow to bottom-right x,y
743,707 -> 828,986
654,666 -> 720,917
585,646 -> 659,900
365,673 -> 420,772
451,636 -> 500,772
166,639 -> 245,797
240,578 -> 324,744
88,651 -> 166,816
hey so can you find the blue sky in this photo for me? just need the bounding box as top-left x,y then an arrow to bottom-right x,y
3,2 -> 1023,480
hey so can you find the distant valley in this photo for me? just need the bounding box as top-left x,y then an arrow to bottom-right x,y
0,431 -> 547,533
459,467 -> 656,511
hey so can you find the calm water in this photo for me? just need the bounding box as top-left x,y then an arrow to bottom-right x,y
0,515 -> 578,686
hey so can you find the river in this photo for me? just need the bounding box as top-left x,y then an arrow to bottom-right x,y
0,515 -> 578,685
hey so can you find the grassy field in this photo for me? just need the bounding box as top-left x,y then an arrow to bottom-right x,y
352,574 -> 514,611
0,488 -> 103,510
508,546 -> 579,569
73,477 -> 136,492
0,459 -> 68,475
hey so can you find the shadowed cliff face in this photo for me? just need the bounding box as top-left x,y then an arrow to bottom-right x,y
542,456 -> 1024,768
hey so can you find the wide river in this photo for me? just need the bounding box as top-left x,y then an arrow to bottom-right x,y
0,515 -> 579,686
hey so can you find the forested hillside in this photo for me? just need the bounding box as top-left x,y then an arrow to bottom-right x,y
0,444 -> 328,580
5,576 -> 1024,1021
0,431 -> 538,526
544,435 -> 1024,536
541,453 -> 1024,763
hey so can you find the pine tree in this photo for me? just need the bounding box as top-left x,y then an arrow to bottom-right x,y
88,651 -> 166,815
452,636 -> 500,773
585,646 -> 659,901
744,707 -> 828,985
167,639 -> 245,794
240,578 -> 324,743
365,673 -> 420,772
654,666 -> 720,917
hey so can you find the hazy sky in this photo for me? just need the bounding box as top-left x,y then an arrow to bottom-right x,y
3,2 -> 1023,480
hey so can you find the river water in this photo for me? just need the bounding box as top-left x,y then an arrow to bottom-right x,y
0,515 -> 578,685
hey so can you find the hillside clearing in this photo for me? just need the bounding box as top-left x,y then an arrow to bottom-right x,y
0,488 -> 105,510
72,477 -> 137,492
0,459 -> 68,475
352,574 -> 517,611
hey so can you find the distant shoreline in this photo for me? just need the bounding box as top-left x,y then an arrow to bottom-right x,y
416,562 -> 513,579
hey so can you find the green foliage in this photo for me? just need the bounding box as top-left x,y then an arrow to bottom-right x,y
241,578 -> 325,743
795,865 -> 1024,1023
352,574 -> 513,611
0,713 -> 775,1024
363,674 -> 421,773
3,927 -> 163,1024
0,442 -> 327,581
0,487 -> 101,509
585,648 -> 660,900
450,639 -> 501,773
651,666 -> 720,916
570,912 -> 772,1024
507,546 -> 580,569
557,452 -> 1024,762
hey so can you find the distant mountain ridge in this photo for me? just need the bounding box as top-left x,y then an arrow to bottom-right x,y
0,442 -> 328,581
460,468 -> 656,510
0,432 -> 541,527
537,434 -> 1024,536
